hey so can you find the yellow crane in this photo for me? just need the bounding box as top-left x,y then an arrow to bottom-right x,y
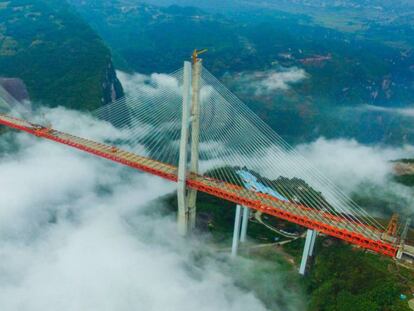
192,48 -> 208,64
386,213 -> 399,237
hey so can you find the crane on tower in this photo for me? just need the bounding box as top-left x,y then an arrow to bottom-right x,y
192,48 -> 208,64
387,213 -> 400,237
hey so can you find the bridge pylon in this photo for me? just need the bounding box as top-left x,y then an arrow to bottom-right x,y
177,56 -> 202,235
188,58 -> 202,231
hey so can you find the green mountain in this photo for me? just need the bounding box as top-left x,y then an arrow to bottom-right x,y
0,0 -> 123,110
66,1 -> 414,145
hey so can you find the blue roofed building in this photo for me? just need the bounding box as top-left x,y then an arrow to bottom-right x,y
236,169 -> 289,202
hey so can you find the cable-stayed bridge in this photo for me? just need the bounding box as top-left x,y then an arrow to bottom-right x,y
0,59 -> 410,274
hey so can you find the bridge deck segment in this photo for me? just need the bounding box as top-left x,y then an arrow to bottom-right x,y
0,114 -> 398,257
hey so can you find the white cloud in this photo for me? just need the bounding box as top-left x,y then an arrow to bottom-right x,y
0,106 -> 304,311
264,138 -> 414,217
294,138 -> 414,216
117,71 -> 182,98
197,134 -> 414,218
235,68 -> 307,95
199,136 -> 411,193
361,104 -> 414,118
295,138 -> 414,192
259,69 -> 307,92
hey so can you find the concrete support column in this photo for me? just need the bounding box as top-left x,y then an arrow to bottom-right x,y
231,205 -> 243,258
309,229 -> 317,257
240,206 -> 250,243
177,61 -> 192,236
299,229 -> 317,275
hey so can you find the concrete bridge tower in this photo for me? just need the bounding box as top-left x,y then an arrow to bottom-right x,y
177,51 -> 203,235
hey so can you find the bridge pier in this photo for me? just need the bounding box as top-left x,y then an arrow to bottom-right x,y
231,205 -> 250,257
299,229 -> 317,275
240,206 -> 250,243
231,205 -> 242,258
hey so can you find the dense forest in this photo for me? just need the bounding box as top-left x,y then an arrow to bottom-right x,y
0,0 -> 123,110
67,0 -> 414,145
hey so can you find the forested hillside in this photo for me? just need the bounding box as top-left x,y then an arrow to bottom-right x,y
66,0 -> 414,145
0,0 -> 123,110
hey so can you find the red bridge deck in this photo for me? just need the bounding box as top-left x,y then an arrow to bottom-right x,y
0,114 -> 398,257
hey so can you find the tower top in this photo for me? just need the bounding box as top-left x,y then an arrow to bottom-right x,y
192,48 -> 208,64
